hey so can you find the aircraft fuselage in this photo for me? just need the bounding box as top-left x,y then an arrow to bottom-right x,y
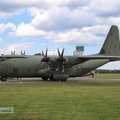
0,54 -> 109,81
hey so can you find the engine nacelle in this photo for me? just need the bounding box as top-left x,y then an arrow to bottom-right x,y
37,68 -> 51,77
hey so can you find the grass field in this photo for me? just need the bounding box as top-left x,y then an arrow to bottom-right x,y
89,73 -> 120,79
0,82 -> 120,120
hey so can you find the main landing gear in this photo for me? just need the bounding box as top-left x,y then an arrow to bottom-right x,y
0,76 -> 7,82
42,77 -> 67,82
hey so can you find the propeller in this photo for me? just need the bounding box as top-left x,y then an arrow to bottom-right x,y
41,49 -> 50,62
21,51 -> 25,55
11,50 -> 15,55
41,49 -> 50,70
56,48 -> 66,72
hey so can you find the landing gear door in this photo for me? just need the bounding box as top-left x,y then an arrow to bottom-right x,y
69,67 -> 81,77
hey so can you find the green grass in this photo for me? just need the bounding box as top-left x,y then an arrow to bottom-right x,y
93,73 -> 120,79
0,82 -> 120,120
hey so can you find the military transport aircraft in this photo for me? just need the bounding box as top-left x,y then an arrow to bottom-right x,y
0,25 -> 120,82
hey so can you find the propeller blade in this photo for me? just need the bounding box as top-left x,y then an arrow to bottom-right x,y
42,51 -> 44,56
57,48 -> 61,57
45,49 -> 48,58
14,50 -> 15,55
56,48 -> 66,62
61,48 -> 64,58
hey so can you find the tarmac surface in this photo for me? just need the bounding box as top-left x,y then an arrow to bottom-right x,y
0,77 -> 120,83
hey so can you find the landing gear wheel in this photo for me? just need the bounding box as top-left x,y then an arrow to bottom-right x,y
49,77 -> 59,81
1,77 -> 7,82
60,79 -> 67,82
49,76 -> 53,81
42,77 -> 48,81
53,79 -> 59,81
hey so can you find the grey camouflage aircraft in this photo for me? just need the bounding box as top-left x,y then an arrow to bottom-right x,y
0,25 -> 120,82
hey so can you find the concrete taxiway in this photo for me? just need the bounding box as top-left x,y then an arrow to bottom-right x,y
0,77 -> 120,83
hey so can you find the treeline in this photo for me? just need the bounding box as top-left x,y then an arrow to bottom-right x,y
96,69 -> 120,73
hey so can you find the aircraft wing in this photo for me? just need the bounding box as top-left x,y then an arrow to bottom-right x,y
0,55 -> 28,59
47,55 -> 120,69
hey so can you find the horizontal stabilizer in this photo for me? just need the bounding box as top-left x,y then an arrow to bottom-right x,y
77,55 -> 120,61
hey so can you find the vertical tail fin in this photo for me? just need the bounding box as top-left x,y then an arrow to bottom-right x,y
99,25 -> 120,56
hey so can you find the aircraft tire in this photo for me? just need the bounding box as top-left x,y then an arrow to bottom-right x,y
60,79 -> 67,82
53,79 -> 59,81
49,76 -> 53,81
1,77 -> 7,82
49,77 -> 59,81
42,77 -> 48,81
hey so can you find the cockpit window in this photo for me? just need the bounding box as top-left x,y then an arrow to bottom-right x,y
0,57 -> 5,62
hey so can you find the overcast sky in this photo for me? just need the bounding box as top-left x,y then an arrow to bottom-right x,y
0,0 -> 120,69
